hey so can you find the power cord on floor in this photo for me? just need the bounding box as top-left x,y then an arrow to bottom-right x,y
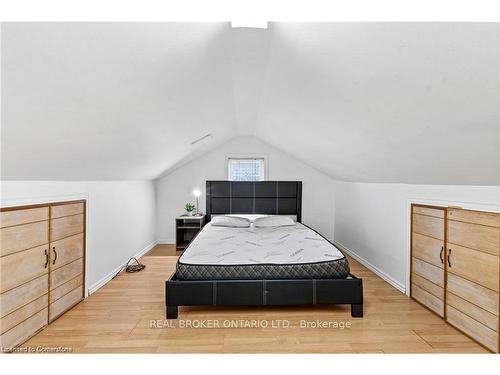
112,257 -> 146,279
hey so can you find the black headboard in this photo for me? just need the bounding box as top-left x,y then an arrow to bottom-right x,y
206,181 -> 302,223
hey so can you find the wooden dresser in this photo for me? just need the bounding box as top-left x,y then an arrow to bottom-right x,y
0,200 -> 86,351
411,204 -> 499,352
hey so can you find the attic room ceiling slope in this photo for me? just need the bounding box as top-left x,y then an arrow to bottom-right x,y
1,22 -> 237,180
1,22 -> 499,185
255,23 -> 500,185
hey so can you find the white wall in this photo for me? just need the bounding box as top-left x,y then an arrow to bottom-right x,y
0,180 -> 156,294
334,181 -> 500,292
156,136 -> 336,243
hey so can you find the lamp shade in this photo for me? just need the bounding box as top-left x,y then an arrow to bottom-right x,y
193,189 -> 201,198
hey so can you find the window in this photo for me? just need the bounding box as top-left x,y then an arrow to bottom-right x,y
227,157 -> 265,181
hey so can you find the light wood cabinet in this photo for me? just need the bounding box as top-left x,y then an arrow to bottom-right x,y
446,273 -> 498,315
0,245 -> 49,293
0,221 -> 49,257
447,244 -> 499,292
0,201 -> 86,351
50,233 -> 84,270
411,204 -> 500,353
50,258 -> 84,306
411,206 -> 446,317
412,233 -> 445,268
51,213 -> 84,241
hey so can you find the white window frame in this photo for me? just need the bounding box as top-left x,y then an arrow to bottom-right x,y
226,154 -> 268,181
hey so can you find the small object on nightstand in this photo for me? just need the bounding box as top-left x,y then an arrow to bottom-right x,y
193,189 -> 202,215
175,214 -> 206,251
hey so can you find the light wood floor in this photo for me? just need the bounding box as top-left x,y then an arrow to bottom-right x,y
145,244 -> 178,256
21,248 -> 487,353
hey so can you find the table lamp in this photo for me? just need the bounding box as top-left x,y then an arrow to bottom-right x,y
193,189 -> 201,215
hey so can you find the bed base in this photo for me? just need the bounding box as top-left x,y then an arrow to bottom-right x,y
165,273 -> 363,319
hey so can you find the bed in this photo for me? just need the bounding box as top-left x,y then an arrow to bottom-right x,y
165,181 -> 363,319
176,221 -> 351,280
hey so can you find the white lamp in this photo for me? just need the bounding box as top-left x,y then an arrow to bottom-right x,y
193,189 -> 201,215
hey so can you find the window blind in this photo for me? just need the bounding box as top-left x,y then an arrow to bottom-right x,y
227,158 -> 265,181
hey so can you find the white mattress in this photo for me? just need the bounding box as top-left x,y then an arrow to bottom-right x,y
178,222 -> 345,266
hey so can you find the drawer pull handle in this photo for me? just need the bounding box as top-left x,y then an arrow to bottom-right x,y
439,246 -> 444,264
447,249 -> 452,267
44,249 -> 49,268
52,247 -> 58,265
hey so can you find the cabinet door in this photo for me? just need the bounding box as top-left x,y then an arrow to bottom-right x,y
411,206 -> 446,317
412,232 -> 444,268
447,273 -> 498,316
49,285 -> 83,322
50,214 -> 84,241
51,202 -> 84,219
0,245 -> 49,294
445,208 -> 500,353
0,221 -> 48,257
1,294 -> 48,335
0,308 -> 48,350
448,220 -> 499,256
50,233 -> 84,270
0,206 -> 50,350
48,203 -> 85,323
447,244 -> 499,292
0,274 -> 48,318
49,256 -> 84,322
447,305 -> 498,352
0,206 -> 49,228
50,257 -> 84,291
413,213 -> 445,240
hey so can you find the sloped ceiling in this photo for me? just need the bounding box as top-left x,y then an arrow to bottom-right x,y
1,22 -> 499,184
1,23 -> 237,180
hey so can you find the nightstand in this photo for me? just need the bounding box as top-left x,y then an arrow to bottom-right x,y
175,215 -> 206,251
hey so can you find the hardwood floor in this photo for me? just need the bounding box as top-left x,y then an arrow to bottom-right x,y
20,251 -> 488,353
145,244 -> 178,256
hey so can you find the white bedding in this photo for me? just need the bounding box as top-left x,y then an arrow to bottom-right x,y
178,222 -> 345,265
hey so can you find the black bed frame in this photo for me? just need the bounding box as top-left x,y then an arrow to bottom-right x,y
165,181 -> 363,319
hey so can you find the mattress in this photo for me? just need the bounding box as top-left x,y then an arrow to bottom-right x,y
176,221 -> 350,280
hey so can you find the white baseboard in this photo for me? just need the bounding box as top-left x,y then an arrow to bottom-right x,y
87,240 -> 157,296
157,239 -> 175,245
333,240 -> 406,294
